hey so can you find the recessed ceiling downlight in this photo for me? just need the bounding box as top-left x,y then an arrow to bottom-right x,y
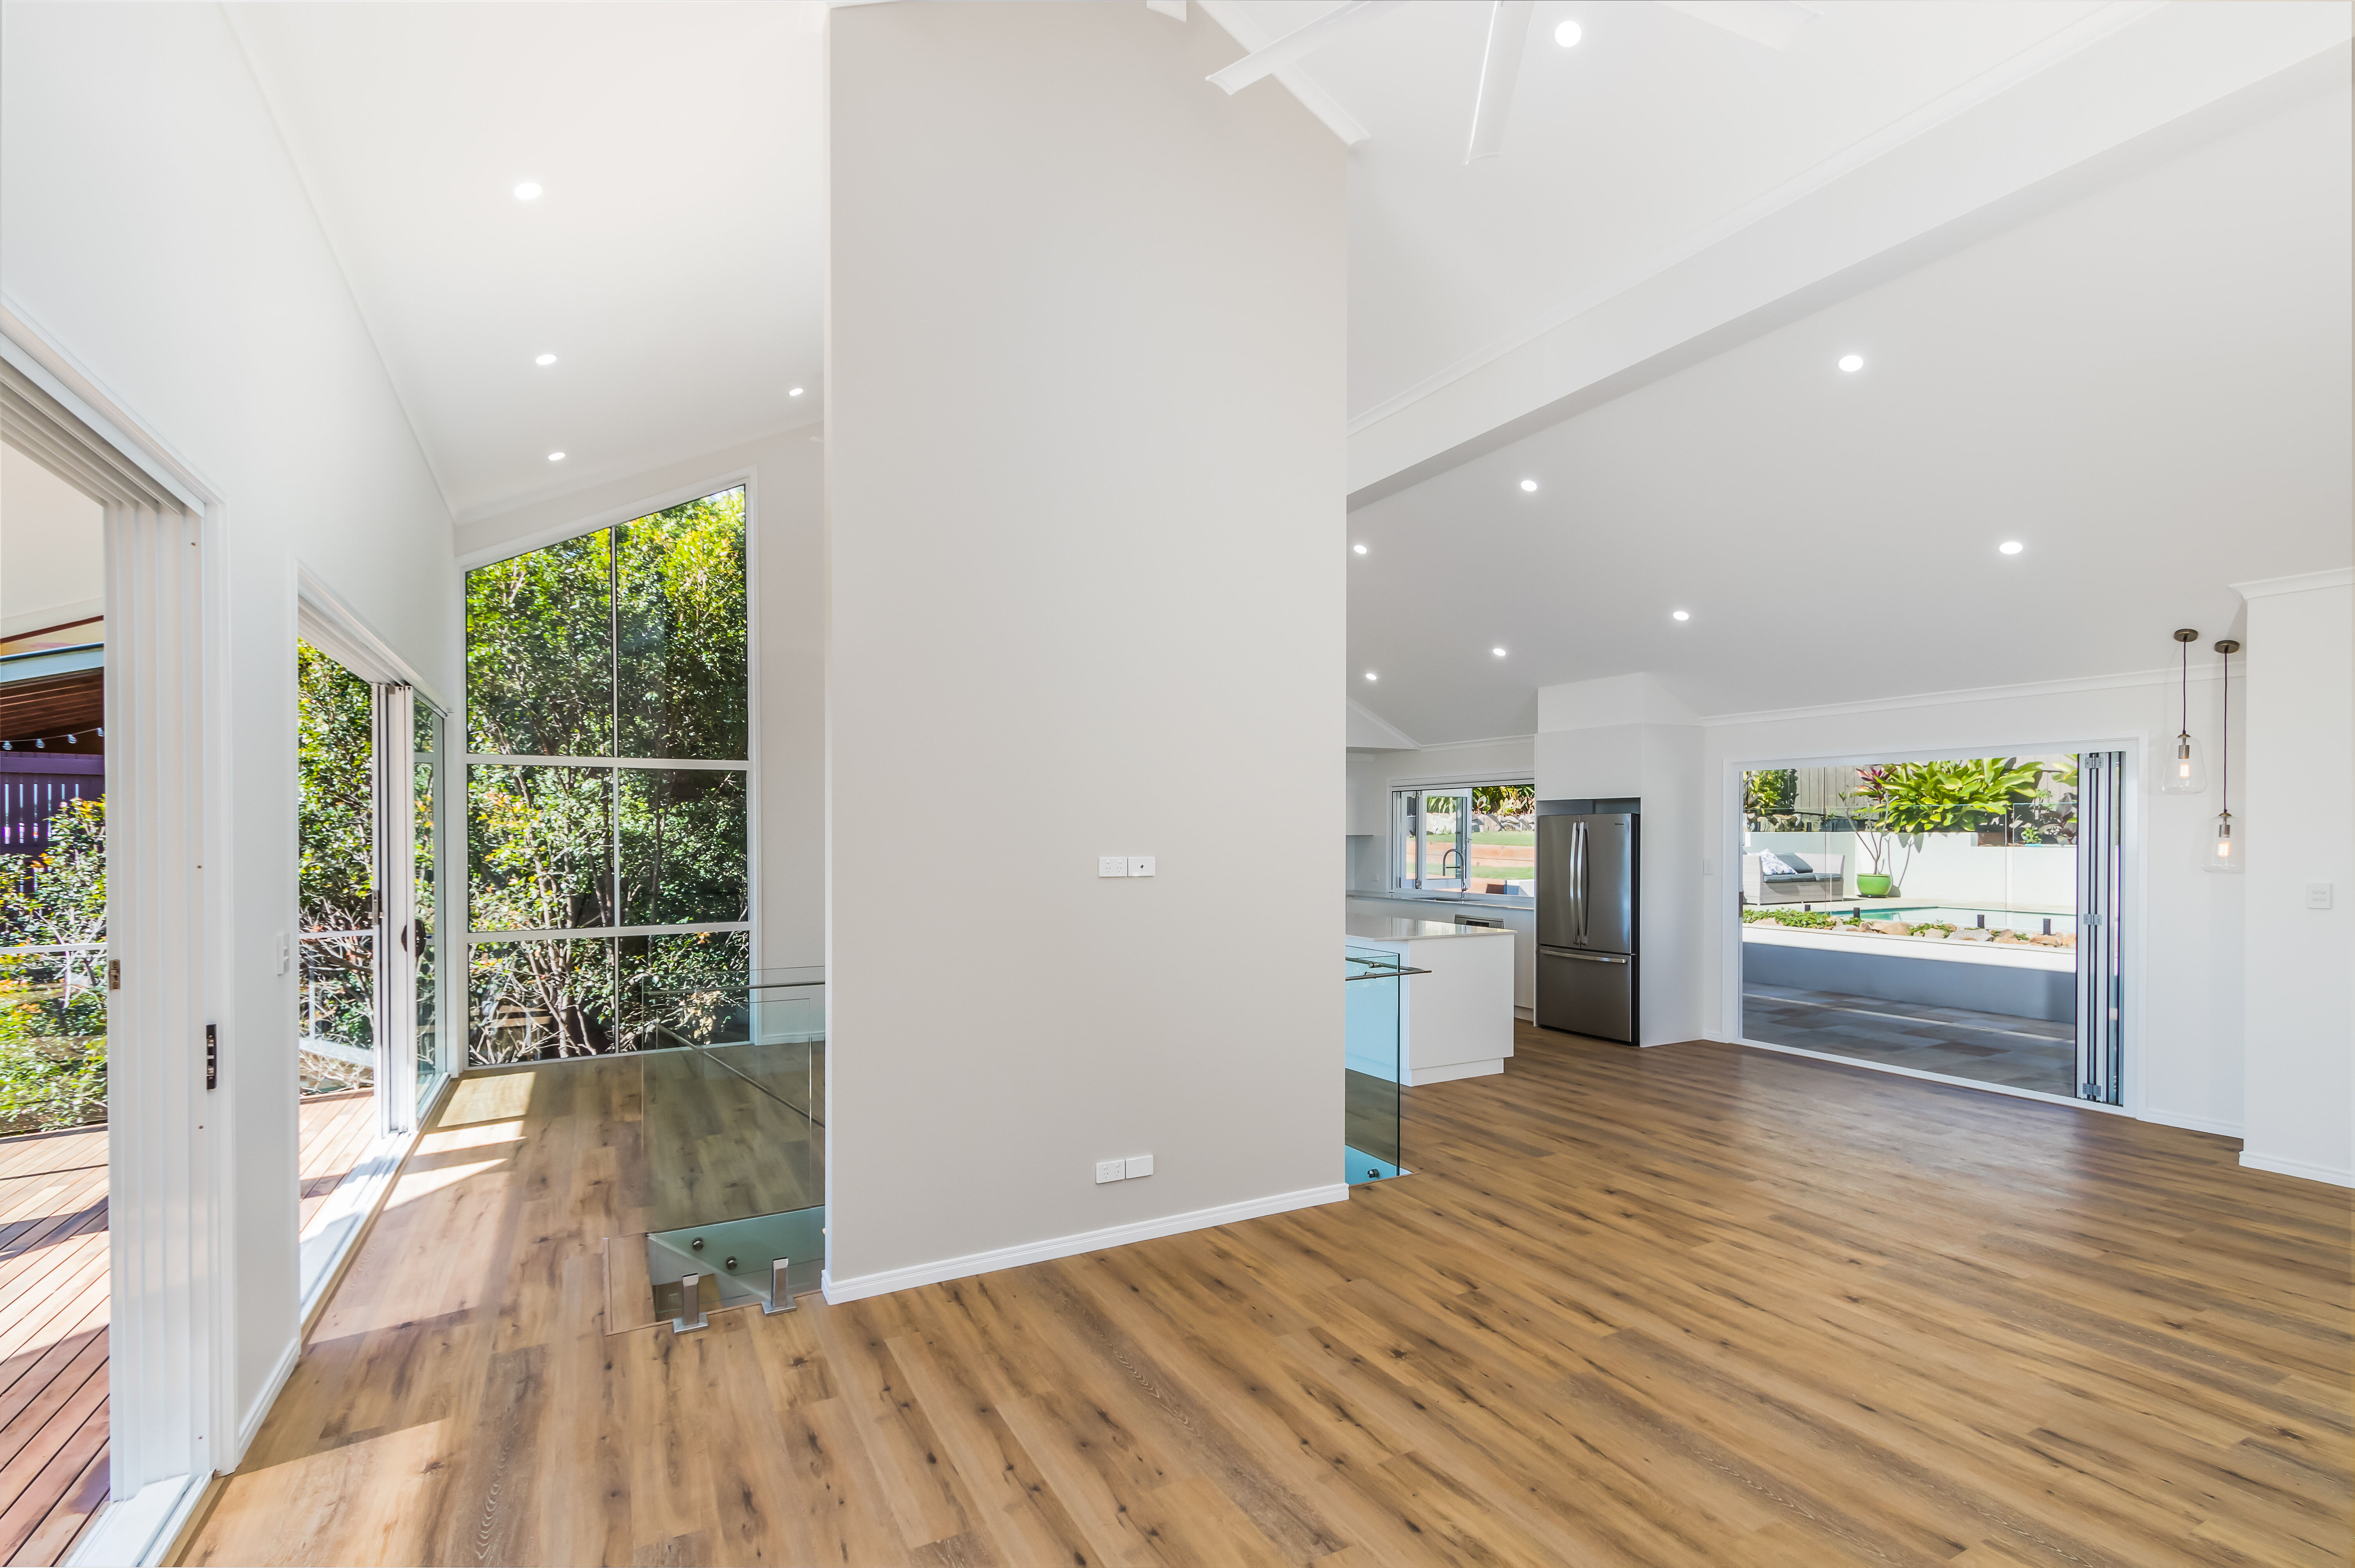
535,353 -> 557,366
1492,647 -> 1508,657
1838,354 -> 1864,372
1554,19 -> 1582,46
513,181 -> 543,201
1519,479 -> 1538,493
789,387 -> 805,397
1999,540 -> 2025,555
1364,672 -> 1378,682
1672,610 -> 1691,621
1353,543 -> 1369,555
547,451 -> 566,462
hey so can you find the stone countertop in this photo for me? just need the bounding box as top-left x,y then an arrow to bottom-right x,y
1347,916 -> 1517,943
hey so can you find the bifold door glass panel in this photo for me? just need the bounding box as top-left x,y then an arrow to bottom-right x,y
1736,755 -> 2100,1103
462,487 -> 749,1063
2075,752 -> 2125,1105
1394,784 -> 1535,895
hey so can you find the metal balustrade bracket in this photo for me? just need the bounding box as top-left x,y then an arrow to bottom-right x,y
765,1256 -> 797,1314
673,1272 -> 708,1333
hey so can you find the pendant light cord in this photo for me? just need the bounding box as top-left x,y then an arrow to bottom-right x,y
2180,636 -> 2189,735
2219,644 -> 2229,814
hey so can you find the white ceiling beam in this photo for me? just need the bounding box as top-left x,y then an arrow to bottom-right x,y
1197,0 -> 1374,146
1205,1 -> 1400,94
1347,1 -> 2353,501
1465,1 -> 1534,164
1654,0 -> 1821,53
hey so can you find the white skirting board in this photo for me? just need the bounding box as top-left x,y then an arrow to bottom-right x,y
2239,1150 -> 2355,1187
2137,1107 -> 2245,1140
1403,1058 -> 1503,1086
821,1182 -> 1349,1305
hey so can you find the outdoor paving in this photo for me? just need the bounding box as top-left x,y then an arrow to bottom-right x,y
1742,980 -> 2076,1096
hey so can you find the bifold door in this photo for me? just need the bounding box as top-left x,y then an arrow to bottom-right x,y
2074,750 -> 2125,1104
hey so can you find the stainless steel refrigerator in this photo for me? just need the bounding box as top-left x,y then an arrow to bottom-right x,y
1536,807 -> 1639,1043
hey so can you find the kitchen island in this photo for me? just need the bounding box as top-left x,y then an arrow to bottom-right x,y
1344,916 -> 1516,1084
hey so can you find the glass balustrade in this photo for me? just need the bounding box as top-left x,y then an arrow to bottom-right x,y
621,964 -> 826,1328
1344,944 -> 1410,1185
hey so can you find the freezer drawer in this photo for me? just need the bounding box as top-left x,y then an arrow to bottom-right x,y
1536,946 -> 1634,1044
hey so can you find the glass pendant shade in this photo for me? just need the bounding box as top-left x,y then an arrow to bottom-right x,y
2206,810 -> 2243,874
2154,732 -> 2207,794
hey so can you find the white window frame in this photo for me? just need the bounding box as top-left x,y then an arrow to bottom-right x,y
453,473 -> 761,1059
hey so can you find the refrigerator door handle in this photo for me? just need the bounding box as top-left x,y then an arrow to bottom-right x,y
1540,947 -> 1627,964
1574,819 -> 1590,947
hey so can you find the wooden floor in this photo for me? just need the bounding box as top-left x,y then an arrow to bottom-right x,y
185,1026 -> 2351,1567
0,1095 -> 378,1567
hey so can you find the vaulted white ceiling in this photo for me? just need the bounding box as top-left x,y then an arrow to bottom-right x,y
227,2 -> 827,523
1268,0 -> 2115,421
219,0 -> 2351,743
1344,79 -> 2353,742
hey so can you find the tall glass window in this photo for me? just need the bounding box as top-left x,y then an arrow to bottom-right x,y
464,487 -> 750,1063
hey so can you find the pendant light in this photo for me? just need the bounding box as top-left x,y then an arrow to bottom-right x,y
2207,638 -> 2242,874
2155,628 -> 2206,793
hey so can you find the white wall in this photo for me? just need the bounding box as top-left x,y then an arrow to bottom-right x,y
1535,675 -> 1705,1046
826,2 -> 1345,1294
455,426 -> 827,969
1701,671 -> 2247,1135
2236,573 -> 2353,1184
2,4 -> 459,1462
0,441 -> 104,636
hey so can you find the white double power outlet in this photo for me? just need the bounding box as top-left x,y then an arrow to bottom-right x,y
1098,856 -> 1157,877
1095,1154 -> 1155,1185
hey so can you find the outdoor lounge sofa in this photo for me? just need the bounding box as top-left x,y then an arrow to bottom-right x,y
1742,850 -> 1846,904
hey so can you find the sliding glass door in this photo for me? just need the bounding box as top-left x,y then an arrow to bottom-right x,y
295,645 -> 448,1148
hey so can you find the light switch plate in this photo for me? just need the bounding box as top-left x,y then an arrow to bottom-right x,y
1124,1154 -> 1154,1179
1128,856 -> 1155,878
2308,882 -> 2334,910
1099,856 -> 1128,878
1094,1159 -> 1126,1185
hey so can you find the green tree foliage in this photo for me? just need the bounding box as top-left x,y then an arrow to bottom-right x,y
1742,769 -> 1799,829
462,489 -> 749,1063
617,494 -> 749,761
467,529 -> 615,758
0,797 -> 109,1133
1855,757 -> 2046,836
1470,784 -> 1534,817
1840,756 -> 2073,883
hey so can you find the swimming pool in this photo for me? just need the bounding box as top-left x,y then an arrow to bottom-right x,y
1840,905 -> 2076,936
